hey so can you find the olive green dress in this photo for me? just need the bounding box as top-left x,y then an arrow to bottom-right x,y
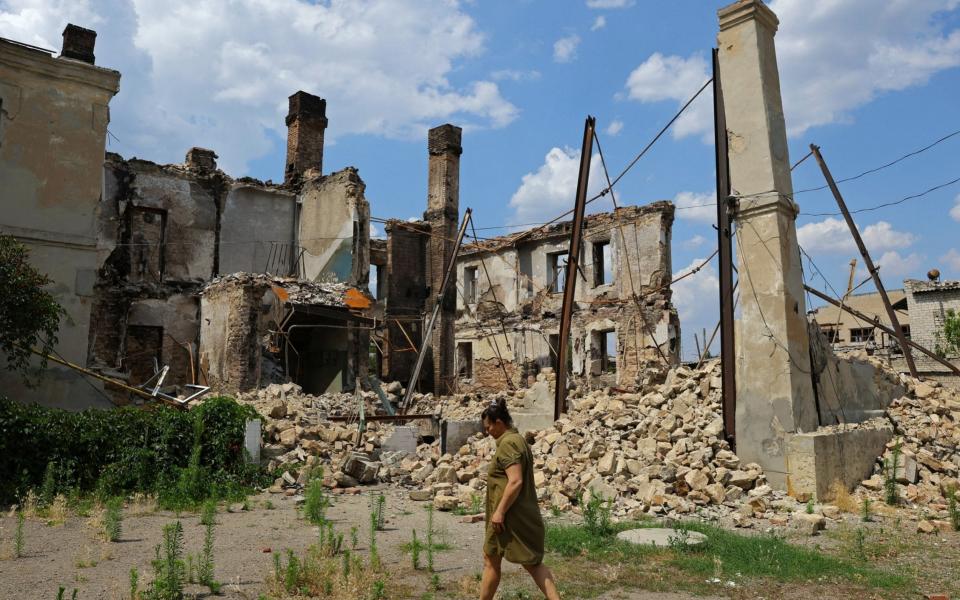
484,428 -> 545,565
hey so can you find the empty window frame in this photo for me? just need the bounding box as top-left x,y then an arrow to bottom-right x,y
821,326 -> 841,344
900,324 -> 911,340
849,327 -> 875,343
591,329 -> 617,374
129,207 -> 167,283
457,342 -> 473,379
123,325 -> 163,385
592,240 -> 613,287
464,266 -> 479,304
548,252 -> 568,294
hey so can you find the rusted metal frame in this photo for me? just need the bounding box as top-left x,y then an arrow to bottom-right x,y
696,282 -> 739,370
555,116 -> 596,420
809,145 -> 919,378
805,285 -> 960,376
713,48 -> 737,449
400,208 -> 474,414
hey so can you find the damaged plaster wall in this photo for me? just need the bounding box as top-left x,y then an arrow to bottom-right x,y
299,167 -> 370,286
0,36 -> 120,409
220,185 -> 297,275
451,203 -> 678,392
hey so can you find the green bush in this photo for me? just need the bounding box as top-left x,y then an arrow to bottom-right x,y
0,396 -> 264,505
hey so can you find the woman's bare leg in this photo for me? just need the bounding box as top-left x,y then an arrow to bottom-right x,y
522,562 -> 560,600
480,553 -> 502,600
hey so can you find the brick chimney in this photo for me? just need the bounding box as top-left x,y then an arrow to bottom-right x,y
61,24 -> 97,64
185,147 -> 218,171
284,91 -> 328,184
423,123 -> 462,395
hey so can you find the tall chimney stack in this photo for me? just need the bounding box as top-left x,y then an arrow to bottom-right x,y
61,24 -> 97,65
423,123 -> 462,395
285,91 -> 328,184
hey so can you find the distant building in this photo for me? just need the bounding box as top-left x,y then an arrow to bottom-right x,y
903,278 -> 960,384
809,289 -> 910,354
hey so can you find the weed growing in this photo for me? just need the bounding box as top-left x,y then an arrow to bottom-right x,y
368,511 -> 380,569
103,497 -> 123,542
350,525 -> 358,550
884,439 -> 901,506
14,510 -> 24,558
581,492 -> 613,536
372,493 -> 386,530
426,504 -> 435,572
198,514 -> 219,593
143,521 -> 185,600
129,567 -> 139,600
411,529 -> 421,570
948,486 -> 960,532
304,478 -> 330,525
200,498 -> 217,527
861,497 -> 873,522
805,498 -> 815,514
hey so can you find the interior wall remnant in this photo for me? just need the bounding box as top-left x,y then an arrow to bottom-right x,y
0,27 -> 120,409
444,203 -> 678,393
199,278 -> 269,394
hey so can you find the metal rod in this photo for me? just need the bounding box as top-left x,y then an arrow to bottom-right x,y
810,144 -> 919,378
468,220 -> 516,391
713,48 -> 737,448
326,414 -> 433,422
400,208 -> 473,413
804,285 -> 960,376
555,116 -> 596,420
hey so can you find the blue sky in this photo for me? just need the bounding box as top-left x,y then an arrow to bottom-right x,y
3,0 -> 959,360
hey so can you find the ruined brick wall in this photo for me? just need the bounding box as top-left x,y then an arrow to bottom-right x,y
382,222 -> 428,383
423,124 -> 462,395
199,280 -> 268,393
905,279 -> 960,372
284,91 -> 327,184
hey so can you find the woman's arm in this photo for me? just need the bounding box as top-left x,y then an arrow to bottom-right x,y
490,463 -> 523,532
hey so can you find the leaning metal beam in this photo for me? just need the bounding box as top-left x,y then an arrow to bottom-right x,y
804,284 -> 960,376
555,116 -> 595,420
400,208 -> 473,414
810,144 -> 919,379
713,48 -> 737,449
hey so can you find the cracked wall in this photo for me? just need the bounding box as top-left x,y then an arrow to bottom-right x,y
452,203 -> 678,392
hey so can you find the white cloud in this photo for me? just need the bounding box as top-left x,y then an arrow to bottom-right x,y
586,0 -> 634,8
622,3 -> 960,140
672,257 -> 719,361
770,0 -> 960,136
797,218 -> 915,253
490,69 -> 541,82
682,234 -> 707,250
591,16 -> 607,31
623,53 -> 712,140
873,251 -> 925,280
942,248 -> 960,273
673,191 -> 716,224
604,119 -> 624,136
508,147 -> 603,223
370,222 -> 383,239
553,34 -> 581,64
0,0 -> 518,174
951,194 -> 960,222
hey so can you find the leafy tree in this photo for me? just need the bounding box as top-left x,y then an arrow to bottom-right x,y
937,308 -> 960,357
0,234 -> 65,383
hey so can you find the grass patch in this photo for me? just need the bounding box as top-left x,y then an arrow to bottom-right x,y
545,520 -> 912,593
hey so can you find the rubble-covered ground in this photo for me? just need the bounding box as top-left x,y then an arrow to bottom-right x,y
238,355 -> 960,536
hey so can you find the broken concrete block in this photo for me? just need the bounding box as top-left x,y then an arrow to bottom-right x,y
792,512 -> 826,536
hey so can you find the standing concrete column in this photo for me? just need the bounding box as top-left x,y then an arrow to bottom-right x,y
718,0 -> 818,489
423,124 -> 462,395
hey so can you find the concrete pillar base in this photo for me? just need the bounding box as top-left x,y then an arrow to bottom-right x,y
784,419 -> 893,501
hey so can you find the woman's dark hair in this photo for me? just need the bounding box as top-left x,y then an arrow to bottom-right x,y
481,397 -> 512,425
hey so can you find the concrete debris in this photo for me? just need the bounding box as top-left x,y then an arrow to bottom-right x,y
240,353 -> 960,534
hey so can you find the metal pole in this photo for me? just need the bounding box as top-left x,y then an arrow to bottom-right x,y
713,48 -> 737,448
400,208 -> 473,413
810,144 -> 919,378
805,285 -> 960,376
555,116 -> 595,420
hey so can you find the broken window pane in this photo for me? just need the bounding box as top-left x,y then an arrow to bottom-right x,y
457,341 -> 473,379
548,252 -> 568,293
464,266 -> 478,303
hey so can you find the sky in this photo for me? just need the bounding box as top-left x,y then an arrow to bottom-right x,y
2,0 -> 959,361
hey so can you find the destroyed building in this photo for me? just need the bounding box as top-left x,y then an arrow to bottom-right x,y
369,125 -> 680,396
904,277 -> 960,385
451,204 -> 679,391
0,26 -> 373,406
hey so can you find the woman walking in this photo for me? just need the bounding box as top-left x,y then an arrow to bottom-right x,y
480,398 -> 560,600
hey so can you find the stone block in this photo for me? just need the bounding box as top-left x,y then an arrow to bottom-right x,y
383,426 -> 418,456
441,419 -> 483,455
786,421 -> 894,501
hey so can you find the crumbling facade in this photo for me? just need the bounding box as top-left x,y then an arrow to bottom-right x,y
375,200 -> 680,394
452,204 -> 679,392
0,24 -> 374,407
0,27 -> 120,408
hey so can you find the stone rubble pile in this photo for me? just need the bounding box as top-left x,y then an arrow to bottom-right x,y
854,374 -> 960,528
236,353 -> 960,534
